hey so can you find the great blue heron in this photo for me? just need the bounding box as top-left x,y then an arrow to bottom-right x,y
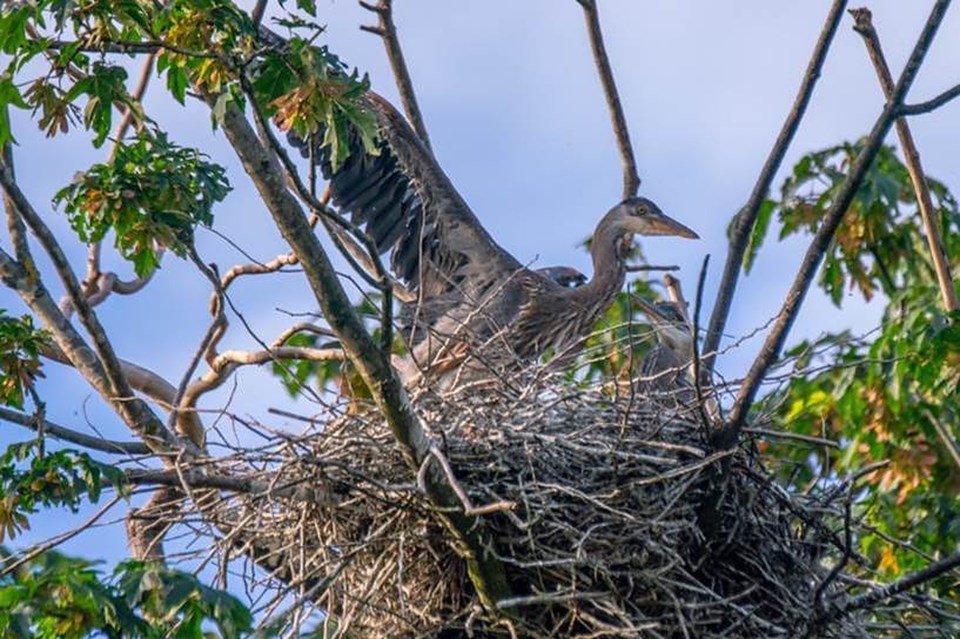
290,92 -> 698,380
634,298 -> 694,391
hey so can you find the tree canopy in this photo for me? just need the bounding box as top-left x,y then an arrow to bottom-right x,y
1,1 -> 959,637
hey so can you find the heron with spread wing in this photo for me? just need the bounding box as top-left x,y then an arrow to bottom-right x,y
291,92 -> 698,383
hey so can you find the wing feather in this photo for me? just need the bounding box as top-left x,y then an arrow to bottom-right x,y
289,91 -> 527,303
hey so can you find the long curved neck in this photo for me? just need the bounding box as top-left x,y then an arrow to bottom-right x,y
568,221 -> 628,317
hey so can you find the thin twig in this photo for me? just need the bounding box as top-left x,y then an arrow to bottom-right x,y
0,495 -> 124,578
576,0 -> 639,199
851,7 -> 958,312
0,406 -> 150,455
899,82 -> 960,115
690,255 -> 713,434
825,550 -> 960,621
625,264 -> 679,273
704,0 -> 848,373
720,0 -> 952,449
359,0 -> 431,149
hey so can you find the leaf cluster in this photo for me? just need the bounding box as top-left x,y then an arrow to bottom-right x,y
0,312 -> 49,410
0,441 -> 126,542
0,548 -> 254,638
252,36 -> 378,171
751,142 -> 960,582
54,132 -> 230,276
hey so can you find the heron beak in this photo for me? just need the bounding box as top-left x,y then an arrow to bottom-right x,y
636,211 -> 700,239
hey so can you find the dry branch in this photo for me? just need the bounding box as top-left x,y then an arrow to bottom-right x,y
720,0 -> 952,448
360,0 -> 432,149
705,0 -> 848,372
900,82 -> 960,115
851,7 -> 959,312
576,0 -> 640,199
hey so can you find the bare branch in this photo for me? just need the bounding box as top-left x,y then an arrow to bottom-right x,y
900,82 -> 960,115
0,495 -> 124,579
625,264 -> 679,273
705,0 -> 848,372
577,0 -> 640,199
851,7 -> 959,312
825,550 -> 960,621
720,0 -> 952,449
360,0 -> 432,149
0,406 -> 151,455
213,346 -> 345,368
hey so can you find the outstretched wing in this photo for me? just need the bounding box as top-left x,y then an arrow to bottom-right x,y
289,92 -> 528,305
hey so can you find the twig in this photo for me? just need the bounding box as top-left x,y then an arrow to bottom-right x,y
576,0 -> 639,199
704,0 -> 848,373
720,0 -> 952,449
0,406 -> 150,455
825,550 -> 960,621
0,495 -> 124,579
359,0 -> 431,149
427,446 -> 516,516
625,264 -> 679,273
690,255 -> 713,434
899,82 -> 960,115
743,427 -> 840,449
851,7 -> 958,312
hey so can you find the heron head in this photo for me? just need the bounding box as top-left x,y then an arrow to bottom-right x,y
613,197 -> 699,239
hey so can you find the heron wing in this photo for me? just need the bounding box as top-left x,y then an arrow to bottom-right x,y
289,92 -> 528,304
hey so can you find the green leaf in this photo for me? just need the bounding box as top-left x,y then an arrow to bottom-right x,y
742,198 -> 775,273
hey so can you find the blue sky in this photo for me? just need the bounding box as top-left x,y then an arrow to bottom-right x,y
3,0 -> 959,586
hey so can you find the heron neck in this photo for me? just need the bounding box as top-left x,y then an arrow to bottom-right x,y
570,223 -> 628,316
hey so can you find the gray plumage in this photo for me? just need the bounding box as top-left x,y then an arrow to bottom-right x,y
290,92 -> 698,380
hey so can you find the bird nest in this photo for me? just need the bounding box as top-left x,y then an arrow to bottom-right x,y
193,376 -> 955,638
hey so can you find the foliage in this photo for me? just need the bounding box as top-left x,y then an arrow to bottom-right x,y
750,142 -> 960,581
0,548 -> 254,638
0,441 -> 127,542
252,36 -> 379,171
53,132 -> 230,276
0,311 -> 49,410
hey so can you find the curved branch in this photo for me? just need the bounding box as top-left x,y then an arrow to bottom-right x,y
705,0 -> 848,372
577,0 -> 640,199
0,147 -> 175,450
899,82 -> 960,115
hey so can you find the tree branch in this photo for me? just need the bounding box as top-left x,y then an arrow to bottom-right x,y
0,406 -> 150,455
851,7 -> 958,312
0,158 -> 177,451
824,550 -> 960,621
576,0 -> 640,199
899,82 -> 960,115
209,96 -> 512,606
719,0 -> 953,449
359,0 -> 431,149
704,0 -> 848,372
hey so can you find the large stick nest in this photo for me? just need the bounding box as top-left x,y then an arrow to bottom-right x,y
196,378 -> 955,638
